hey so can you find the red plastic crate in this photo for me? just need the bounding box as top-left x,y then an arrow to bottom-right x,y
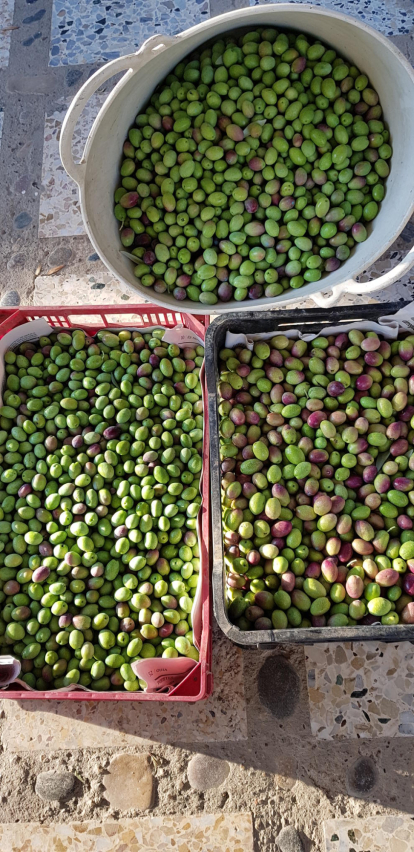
0,310 -> 15,326
0,305 -> 212,702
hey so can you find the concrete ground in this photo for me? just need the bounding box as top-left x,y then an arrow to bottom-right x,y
0,1 -> 414,850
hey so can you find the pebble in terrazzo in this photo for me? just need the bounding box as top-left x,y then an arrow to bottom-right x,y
276,826 -> 305,852
258,658 -> 300,720
13,211 -> 32,230
22,30 -> 43,48
103,754 -> 154,811
346,757 -> 379,798
35,771 -> 77,802
187,754 -> 230,791
22,8 -> 46,24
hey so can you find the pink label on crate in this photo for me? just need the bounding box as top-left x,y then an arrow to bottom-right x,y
131,658 -> 197,692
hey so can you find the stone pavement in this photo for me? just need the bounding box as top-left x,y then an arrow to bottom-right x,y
0,0 -> 414,849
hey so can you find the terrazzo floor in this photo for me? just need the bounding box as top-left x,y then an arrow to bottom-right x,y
0,0 -> 413,849
306,641 -> 414,740
0,814 -> 255,852
49,0 -> 210,66
324,816 -> 414,852
39,94 -> 107,238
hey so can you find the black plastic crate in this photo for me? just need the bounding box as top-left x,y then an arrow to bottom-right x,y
206,303 -> 414,648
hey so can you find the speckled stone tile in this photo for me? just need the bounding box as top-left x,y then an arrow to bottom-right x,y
305,641 -> 414,740
1,629 -> 247,749
324,815 -> 414,851
0,814 -> 254,852
49,0 -> 210,67
0,0 -> 15,68
0,110 -> 4,150
33,270 -> 145,304
39,94 -> 106,239
249,0 -> 412,36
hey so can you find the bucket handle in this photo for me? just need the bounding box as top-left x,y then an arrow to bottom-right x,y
60,34 -> 178,186
312,242 -> 414,308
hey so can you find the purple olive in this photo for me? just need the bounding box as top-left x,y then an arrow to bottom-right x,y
246,606 -> 264,622
4,581 -> 20,595
403,575 -> 414,596
311,616 -> 326,627
397,515 -> 413,530
307,411 -> 325,428
120,618 -> 135,633
305,562 -> 321,579
255,617 -> 273,630
39,542 -> 53,557
18,484 -> 32,498
32,566 -> 50,583
103,425 -> 121,440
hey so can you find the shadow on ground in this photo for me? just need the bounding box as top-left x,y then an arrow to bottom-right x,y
2,624 -> 414,851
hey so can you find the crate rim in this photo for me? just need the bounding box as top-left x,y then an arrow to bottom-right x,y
0,304 -> 209,336
206,302 -> 414,648
0,304 -> 212,701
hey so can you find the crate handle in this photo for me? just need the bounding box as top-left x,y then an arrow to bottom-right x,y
312,242 -> 414,308
60,34 -> 178,186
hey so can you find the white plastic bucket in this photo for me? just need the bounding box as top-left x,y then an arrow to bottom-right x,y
60,4 -> 414,314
